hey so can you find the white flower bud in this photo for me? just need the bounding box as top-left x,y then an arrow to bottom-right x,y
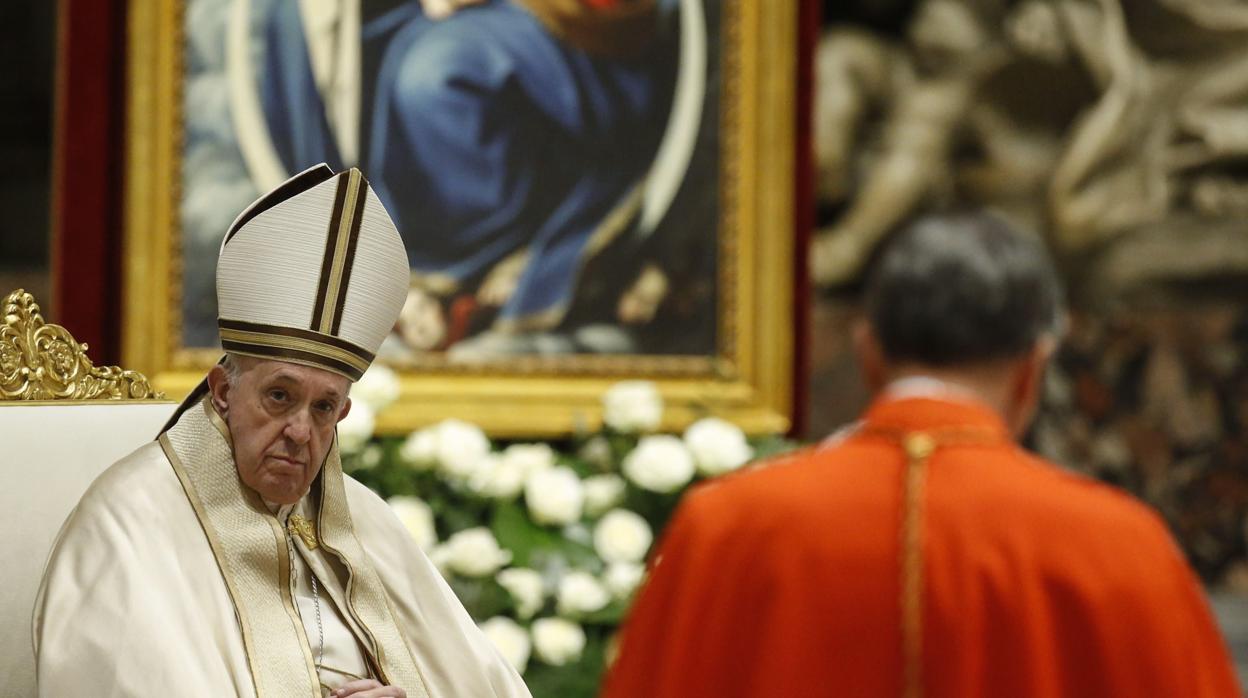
497,567 -> 546,619
532,617 -> 587,666
479,616 -> 532,675
434,419 -> 492,481
593,509 -> 653,564
398,428 -> 438,471
351,364 -> 401,412
602,381 -> 663,433
335,401 -> 375,454
468,453 -> 528,500
583,474 -> 626,517
525,466 -> 585,526
501,443 -> 556,475
444,527 -> 512,578
557,570 -> 611,615
683,417 -> 753,476
358,444 -> 384,471
603,562 -> 645,599
387,495 -> 437,551
622,435 -> 695,493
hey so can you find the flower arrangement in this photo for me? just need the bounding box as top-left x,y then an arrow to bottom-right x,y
341,368 -> 792,697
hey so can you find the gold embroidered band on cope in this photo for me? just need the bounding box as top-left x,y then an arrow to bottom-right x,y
162,398 -> 429,697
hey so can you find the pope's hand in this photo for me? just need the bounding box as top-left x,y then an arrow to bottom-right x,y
332,679 -> 407,698
419,0 -> 487,20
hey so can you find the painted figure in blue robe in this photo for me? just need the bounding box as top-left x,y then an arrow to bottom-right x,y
246,0 -> 678,351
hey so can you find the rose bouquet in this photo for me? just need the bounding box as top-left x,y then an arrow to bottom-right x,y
342,371 -> 792,697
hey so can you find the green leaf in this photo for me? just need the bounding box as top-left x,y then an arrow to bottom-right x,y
749,434 -> 799,459
491,502 -> 600,571
524,631 -> 607,698
491,501 -> 558,568
621,487 -> 682,532
577,598 -> 629,626
445,576 -> 512,622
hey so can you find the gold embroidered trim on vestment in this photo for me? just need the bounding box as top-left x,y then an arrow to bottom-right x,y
166,395 -> 428,696
163,399 -> 321,697
856,426 -> 1001,698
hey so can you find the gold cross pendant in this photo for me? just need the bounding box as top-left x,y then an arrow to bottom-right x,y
288,513 -> 319,550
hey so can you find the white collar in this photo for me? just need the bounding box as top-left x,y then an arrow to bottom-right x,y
882,376 -> 983,404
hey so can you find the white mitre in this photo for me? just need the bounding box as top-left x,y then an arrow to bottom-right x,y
215,163 -> 407,382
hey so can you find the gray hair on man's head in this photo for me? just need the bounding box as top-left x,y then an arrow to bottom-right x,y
863,209 -> 1064,367
220,353 -> 250,387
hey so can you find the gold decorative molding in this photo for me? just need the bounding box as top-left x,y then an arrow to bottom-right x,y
0,289 -> 164,401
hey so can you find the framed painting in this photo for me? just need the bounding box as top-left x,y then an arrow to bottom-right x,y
122,0 -> 799,437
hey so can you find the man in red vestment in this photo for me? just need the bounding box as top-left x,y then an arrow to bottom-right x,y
603,211 -> 1240,697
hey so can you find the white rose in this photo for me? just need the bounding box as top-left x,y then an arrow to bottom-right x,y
532,618 -> 587,666
501,443 -> 556,475
593,509 -> 653,564
351,364 -> 400,412
387,495 -> 437,551
602,381 -> 663,433
497,567 -> 546,619
479,616 -> 532,675
622,435 -> 695,493
603,562 -> 645,599
524,466 -> 585,526
398,428 -> 438,471
358,444 -> 384,471
468,453 -> 527,500
583,474 -> 626,517
336,401 -> 375,454
683,417 -> 753,476
444,527 -> 512,578
434,419 -> 492,481
557,570 -> 611,615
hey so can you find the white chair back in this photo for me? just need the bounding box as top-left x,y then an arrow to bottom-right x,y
0,401 -> 177,697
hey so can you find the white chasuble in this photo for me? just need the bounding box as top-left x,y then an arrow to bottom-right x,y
34,399 -> 529,698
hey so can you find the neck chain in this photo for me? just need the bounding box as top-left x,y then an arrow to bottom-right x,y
287,533 -> 325,667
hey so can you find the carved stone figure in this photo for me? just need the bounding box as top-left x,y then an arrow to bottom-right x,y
814,0 -> 1248,297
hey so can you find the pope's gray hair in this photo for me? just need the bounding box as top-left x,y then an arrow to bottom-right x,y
220,352 -> 249,387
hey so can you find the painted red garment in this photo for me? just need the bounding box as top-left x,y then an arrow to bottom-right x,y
603,396 -> 1240,698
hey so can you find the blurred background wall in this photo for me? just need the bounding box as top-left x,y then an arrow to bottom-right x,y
807,0 -> 1248,592
0,4 -> 56,306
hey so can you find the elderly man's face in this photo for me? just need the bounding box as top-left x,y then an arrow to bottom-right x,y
208,358 -> 352,505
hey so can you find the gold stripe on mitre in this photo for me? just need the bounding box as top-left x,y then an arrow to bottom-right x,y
313,169 -> 365,336
218,321 -> 373,381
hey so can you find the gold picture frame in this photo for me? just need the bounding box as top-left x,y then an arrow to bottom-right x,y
122,0 -> 796,438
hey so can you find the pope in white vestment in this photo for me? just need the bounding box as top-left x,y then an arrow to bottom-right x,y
33,165 -> 531,698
